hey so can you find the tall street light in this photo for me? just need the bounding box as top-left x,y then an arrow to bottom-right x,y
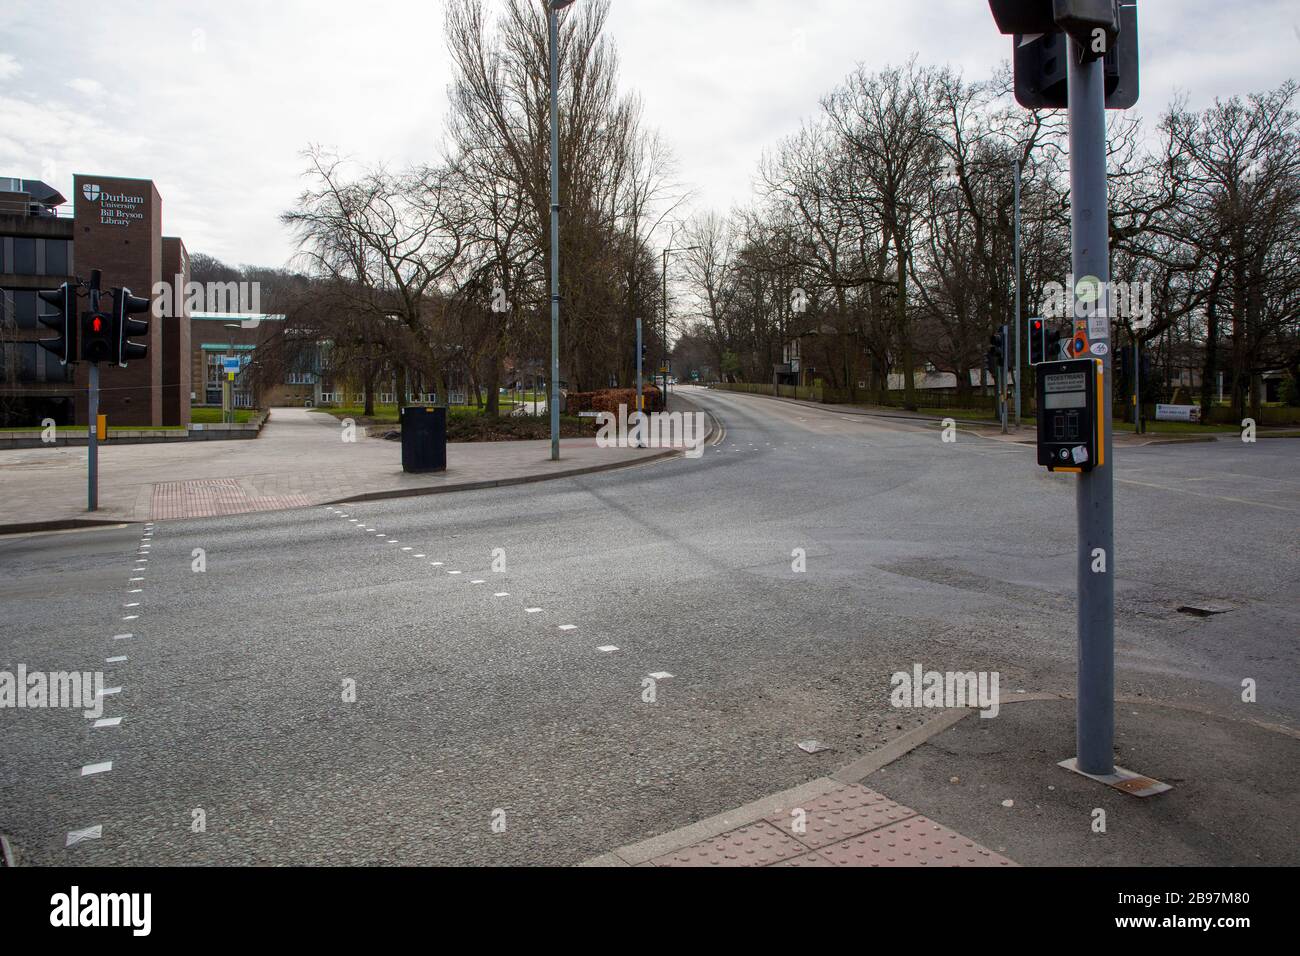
661,245 -> 699,405
548,0 -> 577,461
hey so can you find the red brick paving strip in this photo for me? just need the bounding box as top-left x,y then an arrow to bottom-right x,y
150,478 -> 312,520
651,783 -> 1016,867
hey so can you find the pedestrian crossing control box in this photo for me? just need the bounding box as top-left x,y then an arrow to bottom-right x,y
1037,358 -> 1104,473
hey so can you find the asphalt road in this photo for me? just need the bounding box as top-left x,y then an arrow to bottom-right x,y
1,386 -> 1296,865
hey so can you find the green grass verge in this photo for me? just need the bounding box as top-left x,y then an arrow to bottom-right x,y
190,408 -> 254,424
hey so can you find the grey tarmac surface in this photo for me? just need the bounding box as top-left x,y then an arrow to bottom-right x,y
0,386 -> 1296,865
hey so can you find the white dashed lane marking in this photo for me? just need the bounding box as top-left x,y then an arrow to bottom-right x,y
558,625 -> 577,631
94,717 -> 123,729
597,646 -> 619,653
80,761 -> 112,777
106,656 -> 127,664
66,826 -> 102,847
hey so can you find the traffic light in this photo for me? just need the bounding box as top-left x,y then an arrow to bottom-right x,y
1029,318 -> 1046,365
112,287 -> 151,366
989,1 -> 1139,111
990,326 -> 1007,366
1045,324 -> 1064,363
37,283 -> 77,365
81,308 -> 113,363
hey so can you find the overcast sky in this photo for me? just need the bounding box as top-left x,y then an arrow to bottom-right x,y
2,0 -> 1296,268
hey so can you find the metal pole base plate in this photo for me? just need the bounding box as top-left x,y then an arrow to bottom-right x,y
1058,758 -> 1172,797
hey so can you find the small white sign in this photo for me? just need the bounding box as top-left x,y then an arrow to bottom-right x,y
1156,404 -> 1201,423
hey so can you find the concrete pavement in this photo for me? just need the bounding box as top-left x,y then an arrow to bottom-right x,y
0,406 -> 686,532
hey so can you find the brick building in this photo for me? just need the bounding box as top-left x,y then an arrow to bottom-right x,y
0,173 -> 190,427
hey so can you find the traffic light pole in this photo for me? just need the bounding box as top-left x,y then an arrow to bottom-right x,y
548,1 -> 562,462
1068,38 -> 1115,777
87,362 -> 99,512
1001,335 -> 1009,434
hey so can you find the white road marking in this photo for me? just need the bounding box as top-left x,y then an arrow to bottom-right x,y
648,672 -> 673,680
402,547 -> 413,551
525,607 -> 542,613
447,570 -> 463,575
113,634 -> 132,641
128,589 -> 142,594
470,579 -> 485,584
98,687 -> 122,697
431,562 -> 444,566
66,826 -> 102,847
597,645 -> 619,653
494,592 -> 510,597
106,656 -> 127,664
122,615 -> 138,621
129,577 -> 144,582
81,761 -> 112,776
414,554 -> 426,558
558,625 -> 577,631
123,603 -> 140,608
94,717 -> 123,728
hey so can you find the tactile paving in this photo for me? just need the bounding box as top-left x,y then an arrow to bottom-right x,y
650,822 -> 810,867
815,815 -> 1016,867
763,783 -> 917,849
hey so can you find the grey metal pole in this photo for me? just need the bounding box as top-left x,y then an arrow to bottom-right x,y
1001,322 -> 1009,434
662,247 -> 669,407
1068,38 -> 1115,777
1134,338 -> 1142,435
635,315 -> 643,441
87,362 -> 99,512
548,4 -> 561,461
1013,158 -> 1022,427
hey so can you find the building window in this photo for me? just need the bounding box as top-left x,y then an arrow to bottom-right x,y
43,239 -> 69,276
11,238 -> 36,275
11,290 -> 37,330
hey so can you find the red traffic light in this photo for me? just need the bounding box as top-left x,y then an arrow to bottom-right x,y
92,316 -> 104,333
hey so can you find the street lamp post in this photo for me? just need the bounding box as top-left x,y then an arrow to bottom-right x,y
1013,157 -> 1022,427
548,0 -> 576,461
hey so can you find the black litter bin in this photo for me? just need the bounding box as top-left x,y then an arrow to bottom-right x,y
400,406 -> 447,473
